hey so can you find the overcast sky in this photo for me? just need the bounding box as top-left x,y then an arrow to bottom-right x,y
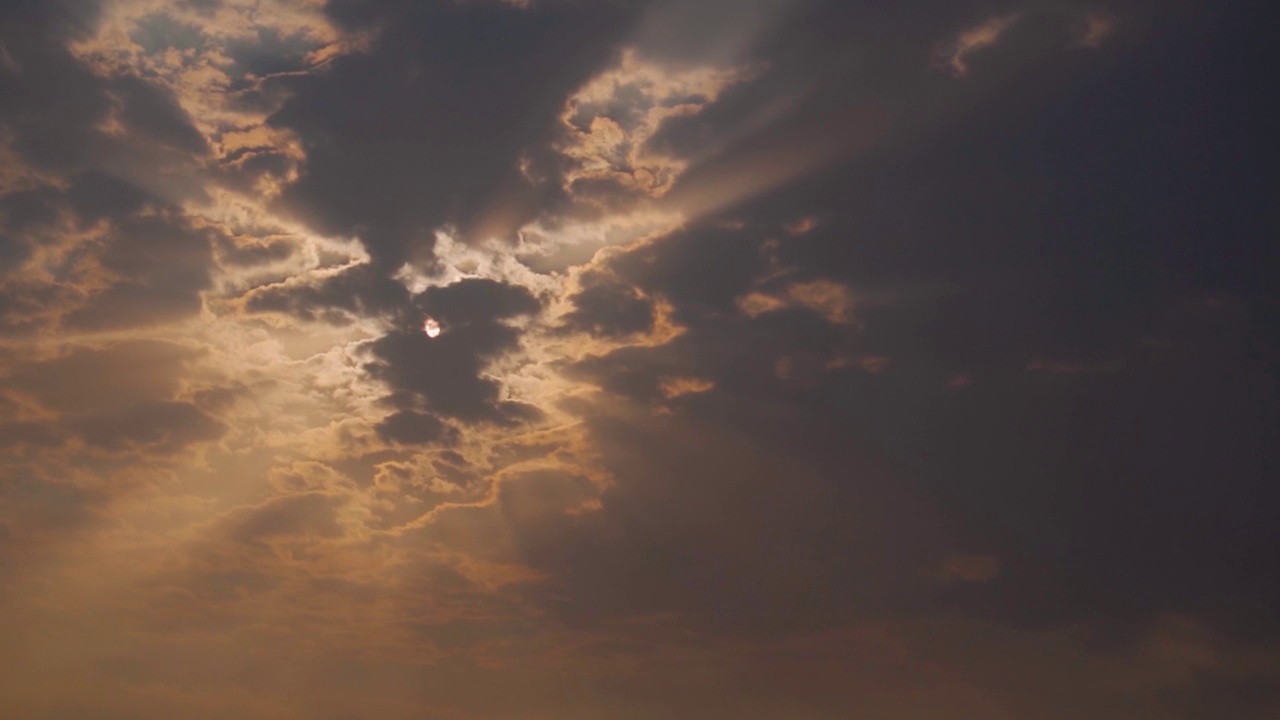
1,1 -> 1276,718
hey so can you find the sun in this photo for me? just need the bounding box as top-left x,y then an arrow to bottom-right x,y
423,316 -> 442,338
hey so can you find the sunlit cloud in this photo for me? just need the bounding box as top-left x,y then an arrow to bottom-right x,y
936,13 -> 1022,78
1,0 -> 1274,717
738,279 -> 860,325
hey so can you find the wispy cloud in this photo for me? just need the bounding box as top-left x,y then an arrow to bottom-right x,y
937,13 -> 1023,77
1076,9 -> 1118,48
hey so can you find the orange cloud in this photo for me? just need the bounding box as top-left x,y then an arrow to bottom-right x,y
738,279 -> 859,325
937,14 -> 1022,77
556,48 -> 757,201
1076,10 -> 1119,48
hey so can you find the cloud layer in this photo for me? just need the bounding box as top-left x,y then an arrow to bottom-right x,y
1,1 -> 1277,718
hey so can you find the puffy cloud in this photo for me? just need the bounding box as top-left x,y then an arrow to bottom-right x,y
935,5 -> 1122,79
555,48 -> 756,202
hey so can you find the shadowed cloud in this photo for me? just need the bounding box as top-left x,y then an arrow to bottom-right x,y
0,0 -> 1276,718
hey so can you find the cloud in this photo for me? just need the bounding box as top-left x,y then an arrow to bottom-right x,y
216,492 -> 346,544
415,277 -> 541,328
737,279 -> 860,325
1025,358 -> 1123,375
0,340 -> 226,455
2,338 -> 201,413
555,48 -> 756,202
936,6 -> 1121,79
937,13 -> 1023,77
0,170 -> 225,334
244,261 -> 410,323
557,269 -> 657,339
939,553 -> 1001,583
105,73 -> 209,155
71,400 -> 226,454
364,278 -> 542,423
492,395 -> 957,635
267,0 -> 635,271
657,375 -> 715,399
376,410 -> 457,446
1,2 -> 1277,718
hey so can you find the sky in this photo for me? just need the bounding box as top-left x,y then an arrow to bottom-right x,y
0,0 -> 1276,718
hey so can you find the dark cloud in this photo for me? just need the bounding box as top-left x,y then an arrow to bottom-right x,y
0,420 -> 63,450
376,410 -> 457,446
268,0 -> 639,271
0,473 -> 102,550
245,263 -> 410,323
0,170 -> 217,333
903,300 -> 1280,634
610,223 -> 779,324
1,1 -> 1277,717
219,492 -> 346,545
365,319 -> 522,423
0,22 -> 112,174
361,278 -> 541,423
504,394 -> 955,638
3,339 -> 202,414
72,400 -> 226,454
128,11 -> 206,54
64,170 -> 154,222
414,278 -> 540,327
63,215 -> 215,331
0,402 -> 225,456
212,149 -> 295,196
0,2 -> 212,190
0,235 -> 31,275
542,0 -> 1280,649
558,270 -> 655,338
0,340 -> 223,464
107,74 -> 210,156
0,0 -> 101,41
